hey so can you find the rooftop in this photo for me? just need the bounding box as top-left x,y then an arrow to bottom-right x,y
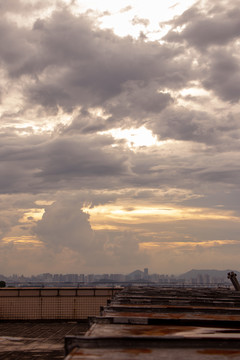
0,321 -> 88,359
65,286 -> 240,359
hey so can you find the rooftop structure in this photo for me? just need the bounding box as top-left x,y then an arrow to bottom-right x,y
65,286 -> 240,359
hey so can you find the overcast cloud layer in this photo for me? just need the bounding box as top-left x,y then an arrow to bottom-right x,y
0,0 -> 240,276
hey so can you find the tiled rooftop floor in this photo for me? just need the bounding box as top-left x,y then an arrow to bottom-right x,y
0,321 -> 89,359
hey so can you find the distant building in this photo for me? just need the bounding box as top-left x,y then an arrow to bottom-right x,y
143,268 -> 149,280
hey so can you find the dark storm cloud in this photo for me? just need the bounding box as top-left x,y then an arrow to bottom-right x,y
165,2 -> 240,49
149,106 -> 240,147
64,109 -> 108,134
0,19 -> 32,77
0,133 -> 46,193
66,83 -> 174,135
0,129 -> 133,194
150,107 -> 216,144
0,0 -> 239,198
104,82 -> 174,126
0,8 -> 192,114
163,1 -> 240,103
202,50 -> 240,103
0,119 -> 239,197
198,169 -> 240,185
38,135 -> 130,181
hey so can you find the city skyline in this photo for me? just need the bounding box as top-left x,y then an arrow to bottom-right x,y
1,267 -> 233,287
0,0 -> 240,275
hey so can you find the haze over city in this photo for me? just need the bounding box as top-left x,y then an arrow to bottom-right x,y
0,0 -> 240,276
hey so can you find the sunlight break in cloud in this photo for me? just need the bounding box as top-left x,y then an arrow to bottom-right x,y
99,126 -> 166,148
74,0 -> 197,39
0,0 -> 240,275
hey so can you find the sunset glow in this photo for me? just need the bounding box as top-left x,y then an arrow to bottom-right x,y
0,0 -> 240,275
140,240 -> 239,250
83,204 -> 238,231
2,236 -> 43,247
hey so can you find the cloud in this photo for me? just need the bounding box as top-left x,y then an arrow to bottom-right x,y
34,198 -> 94,251
0,130 -> 132,194
150,107 -> 216,144
163,1 -> 240,103
37,135 -> 131,188
0,0 -> 240,275
0,8 -> 192,115
165,1 -> 240,49
103,82 -> 173,128
132,16 -> 150,27
202,50 -> 240,103
0,0 -> 51,15
32,197 -> 147,272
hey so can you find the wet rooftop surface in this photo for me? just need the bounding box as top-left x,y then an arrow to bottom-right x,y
0,321 -> 88,359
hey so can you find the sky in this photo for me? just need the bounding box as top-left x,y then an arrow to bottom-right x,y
0,0 -> 240,276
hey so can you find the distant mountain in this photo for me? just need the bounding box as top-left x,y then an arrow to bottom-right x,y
178,269 -> 240,280
127,269 -> 144,280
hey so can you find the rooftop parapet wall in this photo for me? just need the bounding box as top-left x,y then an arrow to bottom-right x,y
0,287 -> 121,320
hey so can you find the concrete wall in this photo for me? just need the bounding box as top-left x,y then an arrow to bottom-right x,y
0,287 -> 120,320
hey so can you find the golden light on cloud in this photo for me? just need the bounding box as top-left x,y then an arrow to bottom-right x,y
140,240 -> 239,250
83,204 -> 239,231
2,235 -> 43,247
35,200 -> 55,206
18,208 -> 45,223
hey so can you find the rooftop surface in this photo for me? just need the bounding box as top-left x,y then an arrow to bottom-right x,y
0,321 -> 88,359
65,286 -> 240,359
